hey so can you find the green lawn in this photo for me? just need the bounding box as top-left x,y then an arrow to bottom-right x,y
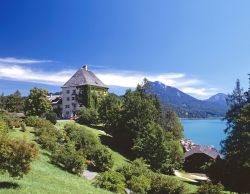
56,120 -> 130,170
1,120 -> 228,194
0,125 -> 112,194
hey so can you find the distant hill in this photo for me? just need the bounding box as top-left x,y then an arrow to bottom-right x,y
147,81 -> 228,118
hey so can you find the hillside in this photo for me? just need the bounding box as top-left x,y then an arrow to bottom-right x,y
148,81 -> 228,118
0,122 -> 128,194
0,121 -> 213,193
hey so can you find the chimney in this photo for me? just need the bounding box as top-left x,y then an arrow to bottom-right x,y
82,65 -> 88,71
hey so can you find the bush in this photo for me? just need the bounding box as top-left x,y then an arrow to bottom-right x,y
0,119 -> 9,134
118,158 -> 150,181
94,170 -> 126,193
128,175 -> 151,194
21,122 -> 27,132
51,142 -> 86,175
77,107 -> 99,125
64,123 -> 99,152
25,116 -> 53,128
0,111 -> 21,129
36,124 -> 64,151
149,173 -> 186,194
90,146 -> 114,172
196,182 -> 224,194
45,112 -> 57,125
0,136 -> 38,178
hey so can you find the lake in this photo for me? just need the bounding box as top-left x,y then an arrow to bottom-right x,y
181,119 -> 227,150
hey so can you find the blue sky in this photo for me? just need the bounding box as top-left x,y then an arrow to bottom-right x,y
0,0 -> 249,99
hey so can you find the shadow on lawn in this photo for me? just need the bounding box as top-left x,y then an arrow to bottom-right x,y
99,134 -> 134,161
0,182 -> 20,189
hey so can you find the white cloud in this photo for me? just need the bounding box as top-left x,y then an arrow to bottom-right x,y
0,57 -> 52,64
0,62 -> 218,99
0,65 -> 73,85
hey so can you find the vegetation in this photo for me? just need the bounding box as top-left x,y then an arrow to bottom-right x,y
0,127 -> 111,194
98,81 -> 184,174
196,182 -> 224,194
0,115 -> 38,178
128,175 -> 151,194
45,111 -> 57,125
0,91 -> 24,113
51,142 -> 86,175
149,173 -> 187,194
207,77 -> 250,193
77,107 -> 99,125
117,158 -> 186,194
63,123 -> 114,172
94,170 -> 126,193
24,87 -> 52,117
90,146 -> 114,172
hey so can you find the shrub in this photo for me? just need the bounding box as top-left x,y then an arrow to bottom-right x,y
0,136 -> 38,178
24,116 -> 39,127
12,117 -> 21,128
77,107 -> 99,125
51,142 -> 86,175
94,170 -> 126,193
149,173 -> 186,194
0,111 -> 21,129
0,119 -> 9,134
21,122 -> 27,132
90,146 -> 114,172
64,123 -> 99,152
36,124 -> 64,151
118,158 -> 150,181
128,175 -> 151,194
196,182 -> 224,194
45,112 -> 57,125
24,116 -> 53,128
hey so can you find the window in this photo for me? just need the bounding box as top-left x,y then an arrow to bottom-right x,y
67,97 -> 70,101
72,90 -> 76,94
66,90 -> 70,94
65,105 -> 70,108
72,97 -> 75,100
66,111 -> 69,115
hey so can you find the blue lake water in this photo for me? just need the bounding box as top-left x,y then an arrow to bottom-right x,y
181,119 -> 227,151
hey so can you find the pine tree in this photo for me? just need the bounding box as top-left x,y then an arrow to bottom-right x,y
219,78 -> 250,192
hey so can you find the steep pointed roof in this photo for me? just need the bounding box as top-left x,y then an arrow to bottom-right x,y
62,65 -> 108,88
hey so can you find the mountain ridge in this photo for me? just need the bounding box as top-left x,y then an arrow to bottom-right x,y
147,81 -> 228,118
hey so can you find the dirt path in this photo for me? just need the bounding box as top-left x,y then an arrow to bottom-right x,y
174,170 -> 209,182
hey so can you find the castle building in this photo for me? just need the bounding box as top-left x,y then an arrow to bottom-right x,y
61,65 -> 108,118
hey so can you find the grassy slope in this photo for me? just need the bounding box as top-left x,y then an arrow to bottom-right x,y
0,126 -> 112,194
56,121 -> 130,170
1,120 -> 224,194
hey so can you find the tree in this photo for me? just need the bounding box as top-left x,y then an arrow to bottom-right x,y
0,93 -> 6,110
25,87 -> 52,117
98,93 -> 122,132
5,90 -> 24,112
160,109 -> 183,140
133,122 -> 183,174
102,83 -> 183,174
208,78 -> 250,192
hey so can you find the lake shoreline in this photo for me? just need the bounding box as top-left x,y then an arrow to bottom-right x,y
181,119 -> 226,150
180,117 -> 224,120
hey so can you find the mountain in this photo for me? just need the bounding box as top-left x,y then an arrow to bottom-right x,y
148,81 -> 228,118
205,93 -> 227,105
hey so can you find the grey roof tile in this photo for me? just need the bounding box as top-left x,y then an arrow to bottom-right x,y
63,66 -> 108,88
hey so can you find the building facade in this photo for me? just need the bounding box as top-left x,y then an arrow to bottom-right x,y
61,65 -> 108,119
